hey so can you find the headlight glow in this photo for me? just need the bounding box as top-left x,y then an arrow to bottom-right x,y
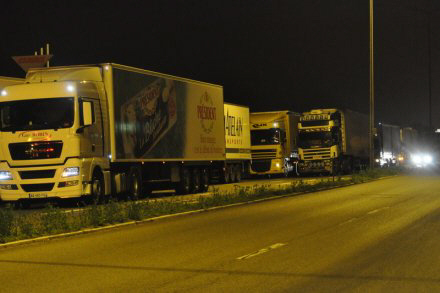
66,84 -> 75,92
411,153 -> 433,167
412,155 -> 422,164
62,167 -> 80,177
0,171 -> 13,180
423,155 -> 433,164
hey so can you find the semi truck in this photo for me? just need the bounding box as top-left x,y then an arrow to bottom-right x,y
0,76 -> 24,90
375,123 -> 402,167
0,64 -> 250,204
250,111 -> 299,176
297,108 -> 369,175
223,103 -> 251,183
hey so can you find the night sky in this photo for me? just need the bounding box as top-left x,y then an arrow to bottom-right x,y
0,0 -> 438,129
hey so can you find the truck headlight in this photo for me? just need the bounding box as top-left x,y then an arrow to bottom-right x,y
423,155 -> 433,164
0,171 -> 13,180
412,155 -> 422,164
62,167 -> 80,177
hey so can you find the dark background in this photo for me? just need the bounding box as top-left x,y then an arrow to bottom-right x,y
0,0 -> 438,129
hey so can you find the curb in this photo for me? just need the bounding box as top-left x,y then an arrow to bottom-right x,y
0,174 -> 398,249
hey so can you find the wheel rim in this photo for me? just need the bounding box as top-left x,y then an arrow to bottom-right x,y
131,173 -> 139,196
92,173 -> 103,203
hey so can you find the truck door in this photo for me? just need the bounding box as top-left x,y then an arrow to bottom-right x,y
79,97 -> 104,158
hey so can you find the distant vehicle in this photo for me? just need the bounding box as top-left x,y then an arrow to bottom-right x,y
401,127 -> 437,168
0,64 -> 251,204
375,123 -> 402,167
0,76 -> 24,91
250,111 -> 300,177
297,108 -> 369,175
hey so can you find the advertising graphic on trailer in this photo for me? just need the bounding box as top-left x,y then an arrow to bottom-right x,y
113,68 -> 224,160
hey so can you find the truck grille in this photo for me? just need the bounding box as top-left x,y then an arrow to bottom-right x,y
9,141 -> 63,160
251,160 -> 271,172
19,170 -> 56,179
251,149 -> 276,160
21,183 -> 55,192
302,148 -> 332,160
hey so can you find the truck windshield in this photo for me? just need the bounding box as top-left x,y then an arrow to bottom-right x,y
298,131 -> 333,148
0,97 -> 74,132
251,129 -> 283,145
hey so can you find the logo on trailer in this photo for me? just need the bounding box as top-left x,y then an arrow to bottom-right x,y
197,92 -> 216,134
225,110 -> 243,137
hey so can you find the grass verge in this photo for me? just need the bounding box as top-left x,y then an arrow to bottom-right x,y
0,168 -> 400,244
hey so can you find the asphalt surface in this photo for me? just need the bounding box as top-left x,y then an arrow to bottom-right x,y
1,175 -> 440,292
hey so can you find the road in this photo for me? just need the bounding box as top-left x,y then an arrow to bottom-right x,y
1,175 -> 440,292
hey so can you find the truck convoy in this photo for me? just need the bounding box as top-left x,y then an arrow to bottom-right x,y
0,64 -> 250,203
250,111 -> 299,176
297,109 -> 369,175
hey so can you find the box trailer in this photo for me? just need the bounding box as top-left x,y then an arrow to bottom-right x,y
0,64 -> 236,203
375,123 -> 401,166
223,103 -> 251,182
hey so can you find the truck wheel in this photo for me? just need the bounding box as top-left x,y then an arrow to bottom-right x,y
176,167 -> 191,195
127,167 -> 143,200
235,165 -> 242,182
91,170 -> 105,204
283,162 -> 290,177
200,168 -> 210,192
223,165 -> 231,184
191,168 -> 201,194
229,165 -> 236,183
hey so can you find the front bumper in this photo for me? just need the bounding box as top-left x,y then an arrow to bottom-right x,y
250,159 -> 285,175
0,159 -> 89,202
298,159 -> 332,173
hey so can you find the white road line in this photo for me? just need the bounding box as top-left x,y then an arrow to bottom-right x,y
339,217 -> 358,226
367,206 -> 390,215
236,243 -> 287,260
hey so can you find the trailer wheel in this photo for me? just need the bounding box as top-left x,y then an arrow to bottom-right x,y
176,167 -> 191,195
90,169 -> 105,204
191,168 -> 201,193
223,165 -> 231,184
235,165 -> 242,182
200,168 -> 210,192
127,166 -> 143,200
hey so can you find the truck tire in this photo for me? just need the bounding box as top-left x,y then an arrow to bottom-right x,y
191,168 -> 201,194
229,165 -> 236,183
90,169 -> 105,204
223,165 -> 231,184
176,167 -> 191,195
200,168 -> 209,192
235,165 -> 242,182
127,166 -> 143,200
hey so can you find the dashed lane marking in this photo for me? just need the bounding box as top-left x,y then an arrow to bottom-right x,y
367,206 -> 390,215
236,243 -> 287,260
339,217 -> 358,226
